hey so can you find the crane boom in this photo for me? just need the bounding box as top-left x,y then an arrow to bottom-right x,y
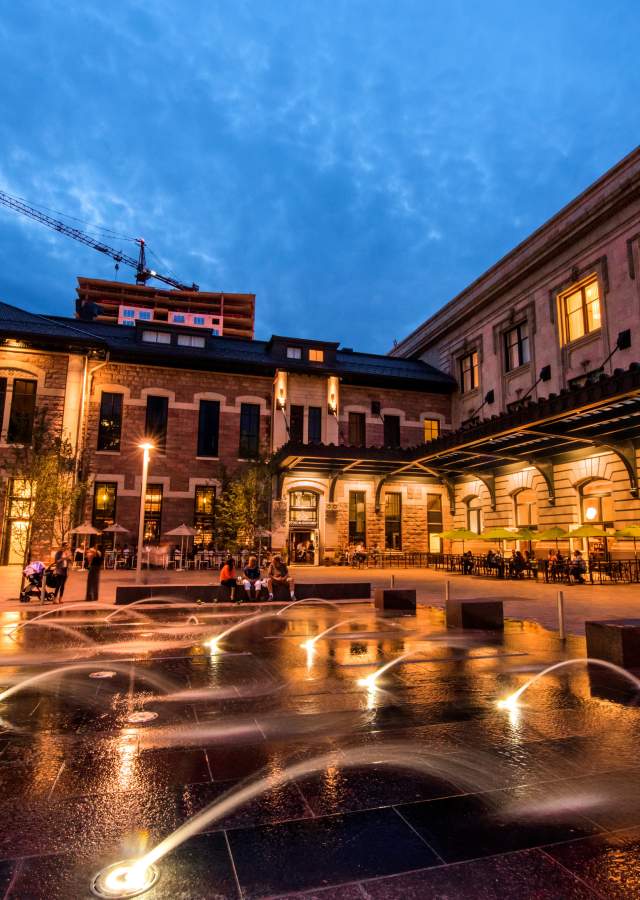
0,189 -> 199,292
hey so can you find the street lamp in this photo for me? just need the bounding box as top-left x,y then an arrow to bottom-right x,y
135,442 -> 154,584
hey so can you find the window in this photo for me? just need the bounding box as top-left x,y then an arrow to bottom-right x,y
142,329 -> 171,344
561,278 -> 601,344
504,323 -> 530,372
138,310 -> 152,321
581,480 -> 614,526
7,378 -> 36,444
467,497 -> 482,534
122,320 -> 135,327
143,484 -> 163,542
289,405 -> 304,443
193,316 -> 205,326
348,412 -> 366,447
427,494 -> 443,552
308,406 -> 322,443
92,482 -> 117,531
383,414 -> 401,448
286,347 -> 302,360
194,486 -> 215,545
514,488 -> 538,527
212,329 -> 220,336
460,351 -> 479,393
0,377 -> 6,433
309,349 -> 324,363
145,395 -> 169,451
2,479 -> 34,565
289,491 -> 318,526
197,400 -> 220,457
239,402 -> 260,458
97,392 -> 123,452
423,418 -> 440,442
348,491 -> 366,544
177,334 -> 205,348
123,308 -> 135,318
173,314 -> 185,323
384,492 -> 402,549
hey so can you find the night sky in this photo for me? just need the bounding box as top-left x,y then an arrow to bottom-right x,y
1,1 -> 638,353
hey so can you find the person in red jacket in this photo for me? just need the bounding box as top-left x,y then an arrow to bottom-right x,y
219,556 -> 238,601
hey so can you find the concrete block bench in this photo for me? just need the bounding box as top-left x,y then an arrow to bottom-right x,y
115,584 -> 220,605
585,619 -> 640,668
446,598 -> 504,630
294,582 -> 371,601
374,588 -> 416,616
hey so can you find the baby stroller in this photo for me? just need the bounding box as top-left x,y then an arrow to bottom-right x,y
20,561 -> 58,604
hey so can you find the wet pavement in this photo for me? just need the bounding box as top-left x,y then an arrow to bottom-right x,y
0,600 -> 639,898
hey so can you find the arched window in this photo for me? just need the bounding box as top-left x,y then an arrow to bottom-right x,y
581,480 -> 614,526
466,497 -> 483,534
514,488 -> 538,528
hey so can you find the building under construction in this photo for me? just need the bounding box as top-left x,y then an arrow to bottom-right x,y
75,277 -> 255,340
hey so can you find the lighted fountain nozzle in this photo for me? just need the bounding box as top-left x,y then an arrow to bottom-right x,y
496,694 -> 519,711
91,859 -> 159,898
357,675 -> 376,688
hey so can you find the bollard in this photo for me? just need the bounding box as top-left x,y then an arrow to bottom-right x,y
390,574 -> 395,588
444,580 -> 450,604
557,590 -> 566,641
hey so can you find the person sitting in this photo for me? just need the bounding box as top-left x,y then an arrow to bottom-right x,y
242,555 -> 265,599
353,541 -> 366,567
267,554 -> 295,600
462,549 -> 474,575
509,550 -> 526,578
219,556 -> 238,601
570,549 -> 587,584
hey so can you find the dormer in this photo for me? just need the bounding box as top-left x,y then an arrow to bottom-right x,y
266,335 -> 340,368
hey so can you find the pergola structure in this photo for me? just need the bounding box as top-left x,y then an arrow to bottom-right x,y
271,363 -> 640,513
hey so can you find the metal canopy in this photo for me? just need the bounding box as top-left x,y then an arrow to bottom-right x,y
272,365 -> 640,496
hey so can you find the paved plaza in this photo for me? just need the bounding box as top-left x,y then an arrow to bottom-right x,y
1,564 -> 638,636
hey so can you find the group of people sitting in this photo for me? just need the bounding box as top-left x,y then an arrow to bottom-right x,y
462,548 -> 536,578
219,553 -> 295,602
547,548 -> 588,584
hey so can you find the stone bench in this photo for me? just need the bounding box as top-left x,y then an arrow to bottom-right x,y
585,619 -> 640,668
115,585 -> 220,605
374,588 -> 416,616
446,597 -> 504,630
294,582 -> 371,601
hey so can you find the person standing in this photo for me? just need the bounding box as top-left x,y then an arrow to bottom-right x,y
85,544 -> 103,602
53,542 -> 72,603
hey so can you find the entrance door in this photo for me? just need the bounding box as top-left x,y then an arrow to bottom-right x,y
290,530 -> 317,565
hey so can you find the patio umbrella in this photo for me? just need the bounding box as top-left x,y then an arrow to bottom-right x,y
70,521 -> 101,562
536,526 -> 569,549
568,525 -> 609,539
164,523 -> 198,565
614,526 -> 640,559
102,522 -> 130,552
479,527 -> 519,554
437,528 -> 477,552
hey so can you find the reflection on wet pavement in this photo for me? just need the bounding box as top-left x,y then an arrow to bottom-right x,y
0,601 -> 638,897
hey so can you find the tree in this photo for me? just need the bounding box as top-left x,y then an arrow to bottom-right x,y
215,459 -> 272,552
4,408 -> 86,564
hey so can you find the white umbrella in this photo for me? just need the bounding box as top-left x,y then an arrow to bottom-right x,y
164,523 -> 198,567
102,522 -> 130,552
70,522 -> 101,564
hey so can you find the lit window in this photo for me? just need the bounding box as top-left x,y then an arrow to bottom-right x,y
193,316 -> 205,326
514,488 -> 537,527
561,277 -> 601,344
423,418 -> 440,442
581,480 -> 614,525
177,334 -> 205,348
212,329 -> 220,336
504,323 -> 530,372
459,350 -> 479,393
173,314 -> 185,323
142,330 -> 171,344
122,320 -> 135,327
287,347 -> 302,359
467,496 -> 482,534
138,310 -> 152,321
309,349 -> 324,362
123,309 -> 135,318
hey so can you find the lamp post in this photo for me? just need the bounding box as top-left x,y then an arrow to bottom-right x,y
136,442 -> 154,584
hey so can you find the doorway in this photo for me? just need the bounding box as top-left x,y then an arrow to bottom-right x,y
290,530 -> 318,565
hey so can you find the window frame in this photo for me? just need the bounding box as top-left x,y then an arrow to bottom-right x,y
92,481 -> 117,532
383,414 -> 401,449
459,350 -> 479,394
7,378 -> 37,444
194,485 -> 216,545
97,391 -> 123,452
289,404 -> 304,443
423,418 -> 440,442
197,399 -> 220,458
289,490 -> 319,526
145,395 -> 169,452
308,348 -> 324,363
384,491 -> 402,550
348,411 -> 366,447
308,406 -> 322,443
286,346 -> 302,360
239,402 -> 261,459
348,490 -> 366,544
143,483 -> 163,542
559,276 -> 601,345
503,322 -> 530,372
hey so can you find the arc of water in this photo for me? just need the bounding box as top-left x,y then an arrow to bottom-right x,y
207,611 -> 283,650
0,661 -> 178,705
132,743 -> 498,876
301,620 -> 350,649
7,620 -> 96,646
8,602 -> 151,636
498,658 -> 640,709
277,597 -> 341,615
105,597 -> 183,621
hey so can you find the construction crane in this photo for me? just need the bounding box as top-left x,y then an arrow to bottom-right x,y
0,189 -> 199,292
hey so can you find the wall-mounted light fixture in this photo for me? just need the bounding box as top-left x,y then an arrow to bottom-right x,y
275,370 -> 287,411
327,375 -> 339,416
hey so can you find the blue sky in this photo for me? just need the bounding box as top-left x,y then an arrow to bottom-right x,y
0,1 -> 638,353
